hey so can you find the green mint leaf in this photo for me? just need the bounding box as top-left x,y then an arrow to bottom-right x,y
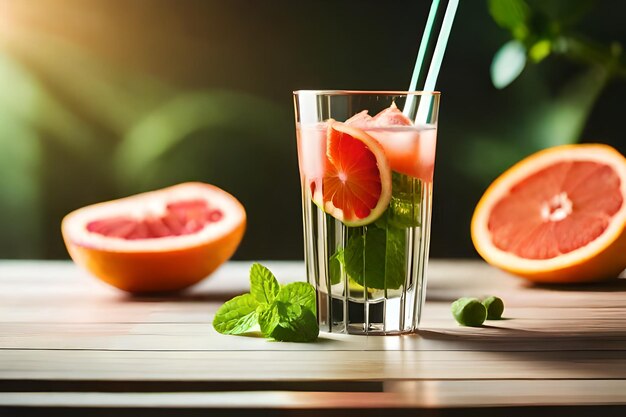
270,305 -> 319,343
264,282 -> 319,342
388,172 -> 421,228
340,226 -> 406,291
249,263 -> 280,305
328,249 -> 343,285
214,263 -> 319,343
212,293 -> 259,335
384,225 -> 408,290
342,227 -> 365,284
257,303 -> 280,336
276,282 -> 317,317
363,227 -> 387,288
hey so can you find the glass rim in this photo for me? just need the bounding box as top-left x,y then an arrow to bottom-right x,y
293,89 -> 441,96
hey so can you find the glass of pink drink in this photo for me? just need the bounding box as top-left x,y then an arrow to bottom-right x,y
293,91 -> 440,334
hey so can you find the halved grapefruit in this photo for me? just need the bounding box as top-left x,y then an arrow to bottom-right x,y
62,182 -> 246,293
311,121 -> 392,226
471,144 -> 626,283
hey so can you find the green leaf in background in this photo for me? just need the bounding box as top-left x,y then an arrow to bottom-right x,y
529,39 -> 551,63
0,50 -> 107,160
527,0 -> 595,28
491,40 -> 527,89
212,293 -> 260,335
249,263 -> 280,305
488,0 -> 530,40
527,65 -> 609,148
114,90 -> 288,189
7,30 -> 171,136
0,115 -> 42,257
461,64 -> 609,184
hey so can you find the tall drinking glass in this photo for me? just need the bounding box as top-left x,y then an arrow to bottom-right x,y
294,91 -> 440,335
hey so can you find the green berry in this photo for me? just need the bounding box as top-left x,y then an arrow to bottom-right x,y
482,296 -> 504,320
451,297 -> 487,327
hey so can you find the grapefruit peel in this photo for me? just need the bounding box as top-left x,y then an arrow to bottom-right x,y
471,144 -> 626,283
62,182 -> 246,293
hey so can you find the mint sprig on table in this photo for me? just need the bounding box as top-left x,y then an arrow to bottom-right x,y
212,263 -> 319,342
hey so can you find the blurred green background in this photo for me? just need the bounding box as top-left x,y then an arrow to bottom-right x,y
0,0 -> 624,260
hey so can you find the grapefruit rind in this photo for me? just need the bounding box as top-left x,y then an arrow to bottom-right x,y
312,121 -> 392,227
62,182 -> 246,292
471,144 -> 626,283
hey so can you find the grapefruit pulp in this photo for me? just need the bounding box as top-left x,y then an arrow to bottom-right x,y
311,121 -> 392,226
345,102 -> 437,182
62,182 -> 246,293
471,144 -> 626,283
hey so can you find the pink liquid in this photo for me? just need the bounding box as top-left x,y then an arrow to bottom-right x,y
296,122 -> 437,183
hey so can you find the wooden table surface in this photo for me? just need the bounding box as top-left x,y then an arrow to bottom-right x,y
0,260 -> 625,416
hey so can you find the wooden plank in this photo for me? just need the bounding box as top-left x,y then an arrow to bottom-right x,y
1,380 -> 625,408
1,322 -> 625,352
4,295 -> 626,323
1,349 -> 625,382
0,391 -> 403,409
386,379 -> 626,407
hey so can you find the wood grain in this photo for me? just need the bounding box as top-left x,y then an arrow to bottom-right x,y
1,260 -> 625,411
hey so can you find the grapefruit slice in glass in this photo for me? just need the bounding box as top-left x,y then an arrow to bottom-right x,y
62,182 -> 246,293
471,144 -> 626,283
311,121 -> 392,227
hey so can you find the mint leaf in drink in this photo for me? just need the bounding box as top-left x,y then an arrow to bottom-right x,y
339,225 -> 405,290
212,293 -> 260,335
328,249 -> 343,285
384,225 -> 407,290
270,304 -> 319,343
342,228 -> 365,284
249,262 -> 280,304
388,172 -> 421,228
277,282 -> 317,316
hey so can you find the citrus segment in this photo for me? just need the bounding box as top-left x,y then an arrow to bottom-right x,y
471,144 -> 626,283
312,121 -> 391,226
345,103 -> 437,182
62,182 -> 246,293
86,199 -> 224,239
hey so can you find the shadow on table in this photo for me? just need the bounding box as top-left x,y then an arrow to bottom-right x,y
116,289 -> 245,303
426,277 -> 626,303
417,326 -> 626,351
520,277 -> 626,292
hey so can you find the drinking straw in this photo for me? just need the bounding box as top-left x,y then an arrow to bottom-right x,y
404,0 -> 459,119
